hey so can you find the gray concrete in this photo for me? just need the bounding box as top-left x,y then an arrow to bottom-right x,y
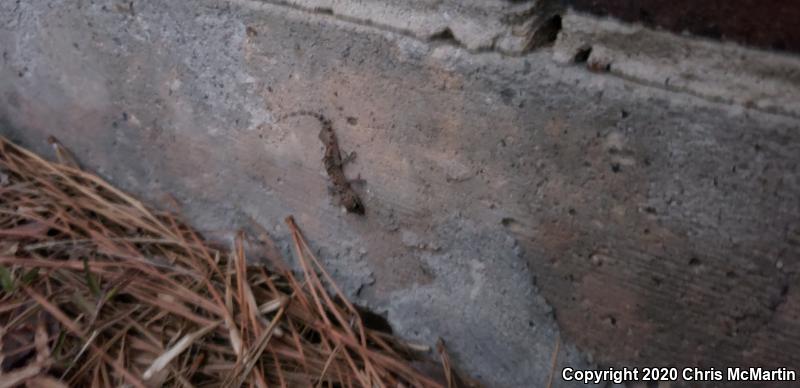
1,1 -> 799,387
554,12 -> 800,119
264,0 -> 563,53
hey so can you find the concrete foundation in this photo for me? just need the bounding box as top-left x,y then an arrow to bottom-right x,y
1,1 -> 799,387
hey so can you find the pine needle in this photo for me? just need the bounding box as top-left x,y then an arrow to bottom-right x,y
0,135 -> 471,387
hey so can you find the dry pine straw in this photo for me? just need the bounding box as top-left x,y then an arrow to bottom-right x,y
0,136 -> 476,388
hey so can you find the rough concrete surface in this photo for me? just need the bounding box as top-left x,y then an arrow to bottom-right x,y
554,12 -> 800,119
265,0 -> 564,53
1,1 -> 799,387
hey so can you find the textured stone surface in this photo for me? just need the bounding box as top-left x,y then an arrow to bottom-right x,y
554,12 -> 800,119
1,1 -> 799,387
260,0 -> 564,53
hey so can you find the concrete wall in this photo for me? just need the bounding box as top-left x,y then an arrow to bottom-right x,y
2,1 -> 799,387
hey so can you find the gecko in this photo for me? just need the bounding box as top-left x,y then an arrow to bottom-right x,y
279,111 -> 364,215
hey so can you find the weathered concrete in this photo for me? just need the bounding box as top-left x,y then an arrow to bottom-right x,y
264,0 -> 564,53
1,1 -> 799,387
554,12 -> 800,119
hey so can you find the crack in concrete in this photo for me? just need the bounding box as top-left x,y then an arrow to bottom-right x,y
243,0 -> 800,121
254,0 -> 561,55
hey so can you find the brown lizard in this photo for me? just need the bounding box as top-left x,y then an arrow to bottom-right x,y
279,111 -> 364,214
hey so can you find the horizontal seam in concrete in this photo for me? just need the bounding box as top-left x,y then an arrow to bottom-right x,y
556,11 -> 800,120
253,0 -> 514,55
235,0 -> 800,121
